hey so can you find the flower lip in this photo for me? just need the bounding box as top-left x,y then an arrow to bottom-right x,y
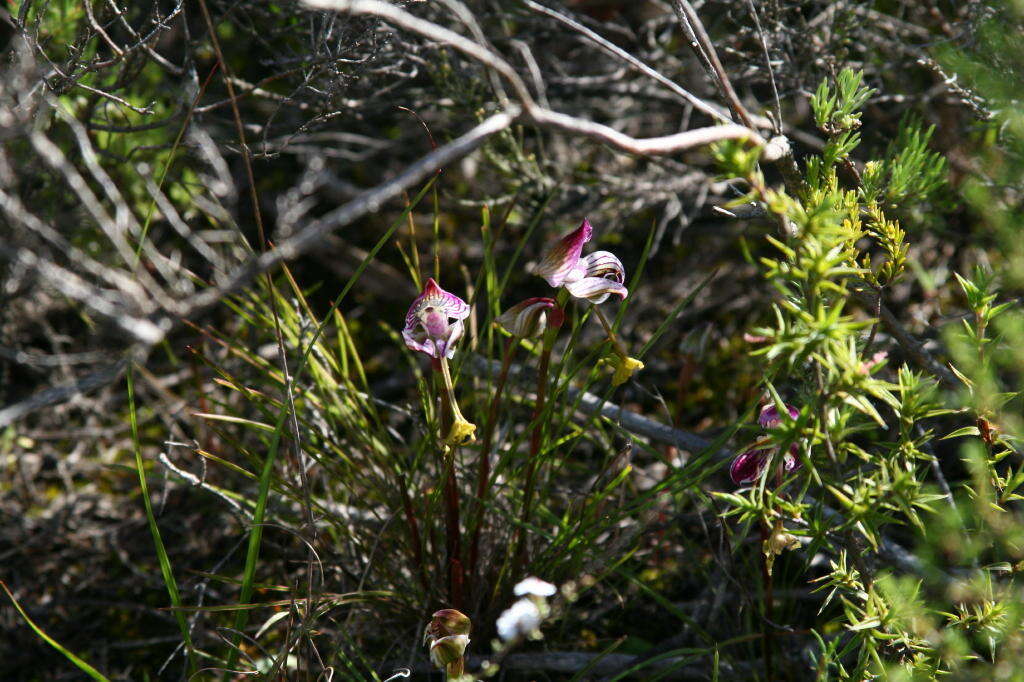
758,402 -> 800,429
533,218 -> 593,287
563,251 -> 628,303
402,278 -> 470,359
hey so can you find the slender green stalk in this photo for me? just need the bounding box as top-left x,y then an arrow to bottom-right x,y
1,581 -> 111,682
590,304 -> 630,358
126,364 -> 195,673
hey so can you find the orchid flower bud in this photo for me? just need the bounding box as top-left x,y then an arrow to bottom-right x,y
424,609 -> 471,676
610,355 -> 644,386
429,634 -> 470,674
730,447 -> 771,485
497,297 -> 563,339
731,401 -> 804,486
730,444 -> 801,485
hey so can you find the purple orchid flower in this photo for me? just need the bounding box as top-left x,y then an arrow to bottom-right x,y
402,278 -> 470,359
730,401 -> 803,485
758,402 -> 800,429
730,445 -> 801,485
497,297 -> 564,339
534,218 -> 627,304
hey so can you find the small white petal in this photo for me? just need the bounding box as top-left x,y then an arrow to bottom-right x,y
514,576 -> 556,597
496,599 -> 542,642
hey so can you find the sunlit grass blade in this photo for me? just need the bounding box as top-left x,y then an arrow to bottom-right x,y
126,365 -> 195,673
1,581 -> 112,682
637,269 -> 717,359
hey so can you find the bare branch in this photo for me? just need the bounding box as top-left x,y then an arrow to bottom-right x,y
671,0 -> 756,129
177,108 -> 520,319
524,0 -> 734,125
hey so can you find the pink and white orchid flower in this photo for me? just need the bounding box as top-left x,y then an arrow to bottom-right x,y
534,218 -> 627,304
402,278 -> 477,445
402,278 -> 470,359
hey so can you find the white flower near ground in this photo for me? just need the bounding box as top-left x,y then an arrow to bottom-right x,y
513,576 -> 556,597
496,598 -> 542,642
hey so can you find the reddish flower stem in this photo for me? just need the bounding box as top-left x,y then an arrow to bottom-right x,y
398,473 -> 430,595
435,363 -> 464,609
443,449 -> 464,609
467,338 -> 516,590
762,463 -> 784,682
513,338 -> 553,577
760,519 -> 775,682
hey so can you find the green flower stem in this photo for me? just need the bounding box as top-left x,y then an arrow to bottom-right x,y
590,303 -> 630,359
438,357 -> 470,434
467,337 -> 516,592
591,303 -> 643,385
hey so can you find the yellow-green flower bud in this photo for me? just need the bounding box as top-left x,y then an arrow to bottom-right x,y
445,416 -> 477,447
763,519 -> 801,574
611,355 -> 644,386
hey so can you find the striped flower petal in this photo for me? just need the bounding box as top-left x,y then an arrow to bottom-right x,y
576,251 -> 625,284
534,218 -> 593,287
497,297 -> 563,338
564,277 -> 627,304
562,250 -> 627,303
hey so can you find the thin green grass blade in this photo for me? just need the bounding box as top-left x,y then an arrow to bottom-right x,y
1,581 -> 112,682
127,365 -> 195,672
567,637 -> 626,681
638,269 -> 717,359
497,191 -> 554,295
614,218 -> 659,329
